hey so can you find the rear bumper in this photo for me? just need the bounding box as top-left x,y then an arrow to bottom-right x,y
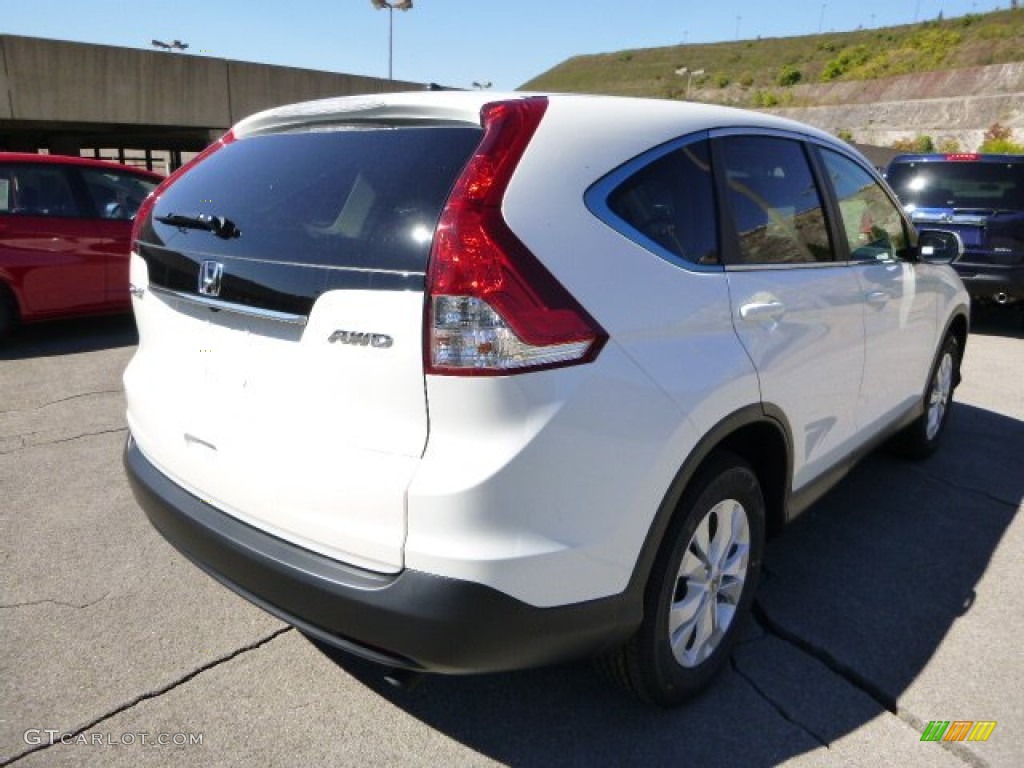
954,262 -> 1024,301
124,435 -> 637,673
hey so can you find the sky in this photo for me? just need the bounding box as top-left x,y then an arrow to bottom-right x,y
0,0 -> 1011,90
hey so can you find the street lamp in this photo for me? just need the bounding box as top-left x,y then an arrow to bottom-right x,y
818,3 -> 827,34
151,39 -> 189,52
674,67 -> 705,99
371,0 -> 413,80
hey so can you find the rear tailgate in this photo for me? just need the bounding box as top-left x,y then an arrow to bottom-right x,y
125,125 -> 481,572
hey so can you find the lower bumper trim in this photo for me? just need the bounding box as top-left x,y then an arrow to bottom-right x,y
123,435 -> 639,673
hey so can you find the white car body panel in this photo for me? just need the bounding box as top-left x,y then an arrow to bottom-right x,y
124,255 -> 427,572
726,266 -> 866,491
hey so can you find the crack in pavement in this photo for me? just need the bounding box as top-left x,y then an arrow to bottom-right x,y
0,593 -> 110,611
0,389 -> 123,416
0,427 -> 127,456
1,626 -> 294,766
752,601 -> 989,768
908,465 -> 1020,511
729,655 -> 829,749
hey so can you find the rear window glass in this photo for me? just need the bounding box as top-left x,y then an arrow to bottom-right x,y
607,139 -> 719,266
886,160 -> 1024,210
144,127 -> 482,272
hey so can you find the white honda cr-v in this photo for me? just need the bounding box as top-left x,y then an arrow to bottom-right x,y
123,91 -> 969,705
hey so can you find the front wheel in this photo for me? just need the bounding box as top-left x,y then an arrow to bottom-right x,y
597,451 -> 765,706
892,333 -> 960,460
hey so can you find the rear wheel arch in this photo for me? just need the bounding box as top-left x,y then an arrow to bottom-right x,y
626,405 -> 792,600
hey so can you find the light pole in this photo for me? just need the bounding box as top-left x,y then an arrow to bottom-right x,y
674,67 -> 705,99
371,0 -> 413,81
818,3 -> 827,33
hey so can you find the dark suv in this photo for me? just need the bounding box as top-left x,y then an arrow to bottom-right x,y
885,153 -> 1023,307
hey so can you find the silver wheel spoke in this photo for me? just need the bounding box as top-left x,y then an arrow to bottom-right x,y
669,581 -> 705,636
689,598 -> 716,661
708,500 -> 739,569
689,517 -> 711,568
718,574 -> 744,604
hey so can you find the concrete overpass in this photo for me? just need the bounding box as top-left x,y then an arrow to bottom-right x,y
0,35 -> 425,169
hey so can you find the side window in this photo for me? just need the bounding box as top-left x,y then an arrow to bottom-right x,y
607,139 -> 718,265
0,167 -> 12,213
0,164 -> 83,218
718,136 -> 833,265
80,167 -> 159,220
820,149 -> 908,261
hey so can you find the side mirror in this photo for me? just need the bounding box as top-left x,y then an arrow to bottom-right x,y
917,229 -> 963,264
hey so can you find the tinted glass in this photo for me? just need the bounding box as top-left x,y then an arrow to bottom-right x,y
144,127 -> 483,272
608,139 -> 718,265
821,149 -> 908,261
886,160 -> 1024,210
0,164 -> 82,218
719,136 -> 833,264
81,167 -> 158,220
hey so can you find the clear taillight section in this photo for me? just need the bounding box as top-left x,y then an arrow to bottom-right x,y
425,97 -> 607,376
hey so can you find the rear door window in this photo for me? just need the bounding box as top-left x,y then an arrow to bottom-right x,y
717,136 -> 834,265
143,127 -> 483,273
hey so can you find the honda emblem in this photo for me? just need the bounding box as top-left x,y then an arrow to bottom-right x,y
198,260 -> 224,297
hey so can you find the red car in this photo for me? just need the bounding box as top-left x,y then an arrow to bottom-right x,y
0,153 -> 162,336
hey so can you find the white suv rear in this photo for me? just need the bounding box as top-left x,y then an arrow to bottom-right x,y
124,92 -> 969,705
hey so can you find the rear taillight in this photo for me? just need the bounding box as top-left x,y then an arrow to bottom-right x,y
425,98 -> 607,375
130,131 -> 236,247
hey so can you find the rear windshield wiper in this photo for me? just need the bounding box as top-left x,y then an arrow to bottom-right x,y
156,212 -> 241,239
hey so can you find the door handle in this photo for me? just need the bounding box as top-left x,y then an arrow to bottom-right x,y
739,300 -> 786,321
865,290 -> 889,306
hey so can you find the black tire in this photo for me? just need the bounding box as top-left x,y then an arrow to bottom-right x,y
0,286 -> 17,340
597,451 -> 765,706
892,333 -> 960,460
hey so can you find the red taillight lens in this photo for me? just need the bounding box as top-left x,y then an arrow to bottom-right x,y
130,131 -> 236,247
426,98 -> 607,375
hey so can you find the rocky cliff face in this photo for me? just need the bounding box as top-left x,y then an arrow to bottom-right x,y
760,62 -> 1024,149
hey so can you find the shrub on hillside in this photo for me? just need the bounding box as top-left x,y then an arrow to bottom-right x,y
892,135 -> 936,152
978,123 -> 1024,153
777,65 -> 802,86
821,45 -> 872,81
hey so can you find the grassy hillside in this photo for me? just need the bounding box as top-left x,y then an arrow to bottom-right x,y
521,9 -> 1024,107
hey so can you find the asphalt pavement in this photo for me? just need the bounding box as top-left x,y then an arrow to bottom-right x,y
1,309 -> 1021,767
